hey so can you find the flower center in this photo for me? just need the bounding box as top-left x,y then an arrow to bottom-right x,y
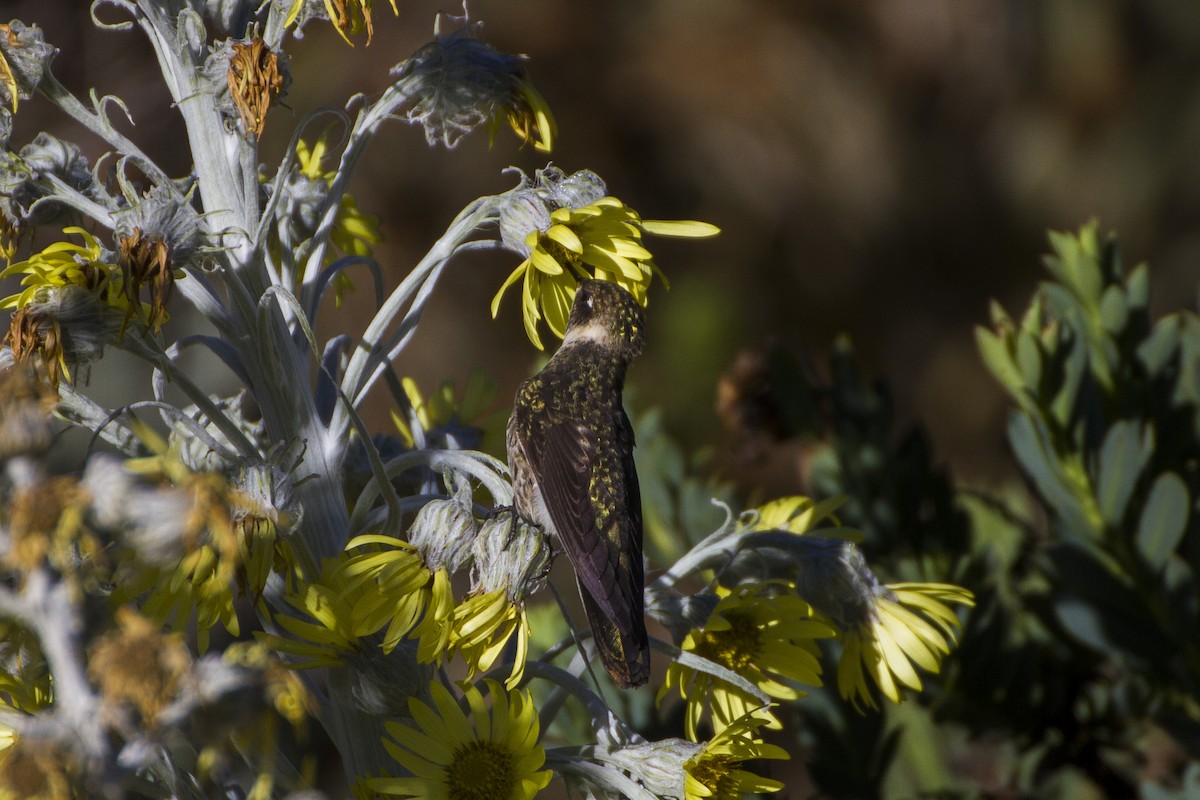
537,235 -> 583,276
690,754 -> 738,799
446,740 -> 516,800
692,610 -> 761,672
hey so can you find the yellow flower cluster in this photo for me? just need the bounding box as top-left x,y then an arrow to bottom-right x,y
265,531 -> 535,689
492,196 -> 719,350
365,680 -> 552,800
659,583 -> 834,739
283,0 -> 398,46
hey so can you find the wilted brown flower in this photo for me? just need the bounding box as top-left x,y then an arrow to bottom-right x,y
88,608 -> 192,726
6,475 -> 88,570
4,305 -> 64,387
0,734 -> 80,800
0,366 -> 54,459
226,39 -> 285,140
117,227 -> 173,332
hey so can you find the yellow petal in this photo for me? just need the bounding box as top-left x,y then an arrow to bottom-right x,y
544,223 -> 582,254
491,261 -> 530,318
582,243 -> 644,281
529,245 -> 565,276
640,219 -> 721,238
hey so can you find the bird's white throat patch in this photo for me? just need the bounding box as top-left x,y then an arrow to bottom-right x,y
561,320 -> 613,348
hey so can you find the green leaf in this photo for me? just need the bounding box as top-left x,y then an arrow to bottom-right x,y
1137,315 -> 1180,376
1096,420 -> 1152,528
1016,330 -> 1043,391
1053,597 -> 1112,653
1127,262 -> 1150,312
1047,543 -> 1175,664
1008,413 -> 1092,538
1099,284 -> 1128,337
976,326 -> 1024,398
1050,328 -> 1087,429
1136,471 -> 1190,571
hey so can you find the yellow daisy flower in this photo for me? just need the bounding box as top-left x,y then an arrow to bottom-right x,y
112,456 -> 245,654
88,607 -> 191,726
837,581 -> 975,711
284,0 -> 398,46
0,227 -> 125,313
491,196 -> 719,350
749,494 -> 856,539
488,72 -> 556,154
684,709 -> 789,800
659,584 -> 834,739
450,588 -> 531,690
366,679 -> 552,800
339,534 -> 451,657
448,516 -> 549,689
264,534 -> 456,669
261,565 -> 364,669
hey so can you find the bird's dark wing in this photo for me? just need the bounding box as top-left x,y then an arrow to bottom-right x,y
525,414 -> 649,686
533,419 -> 627,619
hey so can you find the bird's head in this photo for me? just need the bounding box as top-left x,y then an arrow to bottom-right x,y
560,280 -> 646,359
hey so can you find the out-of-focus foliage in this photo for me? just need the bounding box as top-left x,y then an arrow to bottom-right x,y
714,222 -> 1200,797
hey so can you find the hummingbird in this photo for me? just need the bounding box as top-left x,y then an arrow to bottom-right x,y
506,279 -> 650,688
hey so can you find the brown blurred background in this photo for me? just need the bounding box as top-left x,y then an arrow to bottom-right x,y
9,0 -> 1200,488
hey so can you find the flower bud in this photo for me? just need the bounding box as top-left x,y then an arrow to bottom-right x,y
599,738 -> 703,798
471,514 -> 551,601
0,133 -> 95,228
497,183 -> 553,258
0,365 -> 53,460
540,166 -> 607,210
645,588 -> 719,645
407,471 -> 479,573
113,184 -> 202,269
0,21 -> 55,109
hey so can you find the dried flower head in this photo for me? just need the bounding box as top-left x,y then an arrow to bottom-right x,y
116,228 -> 174,331
397,14 -> 555,152
5,474 -> 96,572
3,285 -> 111,385
89,608 -> 192,726
0,365 -> 54,459
0,133 -> 95,236
226,38 -> 286,139
0,21 -> 54,112
0,733 -> 81,800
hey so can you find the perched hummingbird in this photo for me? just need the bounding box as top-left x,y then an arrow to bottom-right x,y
506,279 -> 650,688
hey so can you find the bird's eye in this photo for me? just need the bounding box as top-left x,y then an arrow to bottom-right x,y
585,295 -> 594,310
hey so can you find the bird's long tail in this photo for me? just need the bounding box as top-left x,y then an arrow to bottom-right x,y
579,584 -> 650,688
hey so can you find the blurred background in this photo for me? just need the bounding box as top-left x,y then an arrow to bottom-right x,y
6,3 -> 1200,797
8,0 -> 1200,488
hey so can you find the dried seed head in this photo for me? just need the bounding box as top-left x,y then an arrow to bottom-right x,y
226,38 -> 287,140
